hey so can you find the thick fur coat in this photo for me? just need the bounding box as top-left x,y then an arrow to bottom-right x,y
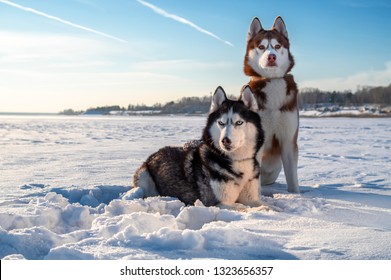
133,86 -> 268,210
244,16 -> 299,193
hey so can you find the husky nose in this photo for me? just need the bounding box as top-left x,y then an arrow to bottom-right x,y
268,54 -> 276,63
222,137 -> 232,147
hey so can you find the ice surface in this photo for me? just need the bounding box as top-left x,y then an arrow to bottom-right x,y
0,115 -> 390,259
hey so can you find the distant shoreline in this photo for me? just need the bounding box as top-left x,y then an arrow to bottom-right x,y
0,112 -> 58,116
1,111 -> 390,118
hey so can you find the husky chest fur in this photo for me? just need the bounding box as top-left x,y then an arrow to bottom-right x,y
244,16 -> 299,193
133,86 -> 265,210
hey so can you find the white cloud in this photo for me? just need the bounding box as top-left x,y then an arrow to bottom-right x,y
299,61 -> 391,91
0,30 -> 236,112
0,31 -> 193,112
0,30 -> 155,72
136,0 -> 234,47
0,31 -> 108,64
0,69 -> 215,113
0,66 -> 194,112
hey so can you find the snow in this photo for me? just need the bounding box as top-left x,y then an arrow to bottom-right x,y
0,115 -> 390,260
299,105 -> 391,117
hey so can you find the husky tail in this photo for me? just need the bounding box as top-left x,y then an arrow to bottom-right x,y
133,164 -> 159,197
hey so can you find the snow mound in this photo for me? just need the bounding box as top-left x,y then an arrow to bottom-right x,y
0,182 -> 366,260
50,185 -> 130,207
1,179 -> 390,260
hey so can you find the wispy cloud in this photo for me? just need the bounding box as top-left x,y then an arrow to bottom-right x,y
136,0 -> 234,47
300,61 -> 391,92
0,0 -> 127,43
0,31 -> 113,66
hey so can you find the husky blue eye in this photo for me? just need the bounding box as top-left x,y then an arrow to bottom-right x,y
236,121 -> 243,126
218,121 -> 225,126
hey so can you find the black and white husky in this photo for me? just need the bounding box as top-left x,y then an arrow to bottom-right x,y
133,86 -> 268,211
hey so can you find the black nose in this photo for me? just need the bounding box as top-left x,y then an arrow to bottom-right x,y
222,137 -> 232,146
268,54 -> 276,62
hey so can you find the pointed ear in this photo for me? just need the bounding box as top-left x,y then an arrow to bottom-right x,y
248,17 -> 263,41
272,16 -> 288,38
240,85 -> 258,112
210,86 -> 227,112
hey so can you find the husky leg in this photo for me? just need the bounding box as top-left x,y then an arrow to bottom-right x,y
259,155 -> 282,185
133,165 -> 159,197
214,180 -> 280,212
281,142 -> 299,193
211,180 -> 246,211
237,179 -> 282,212
238,178 -> 262,207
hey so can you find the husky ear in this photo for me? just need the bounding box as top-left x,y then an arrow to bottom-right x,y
210,86 -> 227,112
240,85 -> 258,112
272,16 -> 288,38
248,17 -> 263,41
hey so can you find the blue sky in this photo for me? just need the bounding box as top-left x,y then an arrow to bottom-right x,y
0,0 -> 390,112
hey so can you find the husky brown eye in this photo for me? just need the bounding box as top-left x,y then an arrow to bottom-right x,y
258,45 -> 265,50
274,44 -> 281,50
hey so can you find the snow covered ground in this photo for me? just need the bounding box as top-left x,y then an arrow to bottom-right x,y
0,115 -> 390,260
299,105 -> 391,117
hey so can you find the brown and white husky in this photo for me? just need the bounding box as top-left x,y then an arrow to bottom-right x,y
244,16 -> 299,193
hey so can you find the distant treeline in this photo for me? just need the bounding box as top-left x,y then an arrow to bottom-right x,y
127,95 -> 212,114
60,84 -> 391,115
298,84 -> 391,109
